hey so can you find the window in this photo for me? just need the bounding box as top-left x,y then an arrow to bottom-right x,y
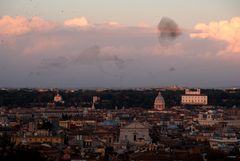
134,134 -> 137,141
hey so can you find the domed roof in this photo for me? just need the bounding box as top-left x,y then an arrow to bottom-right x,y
154,92 -> 165,105
154,92 -> 165,111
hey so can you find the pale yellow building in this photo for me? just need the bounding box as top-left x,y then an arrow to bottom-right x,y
181,89 -> 207,105
13,136 -> 64,145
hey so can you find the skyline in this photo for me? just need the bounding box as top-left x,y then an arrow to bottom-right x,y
0,1 -> 240,88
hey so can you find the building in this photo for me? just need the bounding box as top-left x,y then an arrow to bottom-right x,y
92,96 -> 100,104
92,96 -> 100,110
54,93 -> 63,103
154,92 -> 165,111
119,121 -> 151,146
197,110 -> 222,126
209,129 -> 240,151
91,103 -> 95,110
13,136 -> 64,145
181,89 -> 208,105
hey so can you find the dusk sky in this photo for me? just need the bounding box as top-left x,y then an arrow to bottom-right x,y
0,0 -> 240,88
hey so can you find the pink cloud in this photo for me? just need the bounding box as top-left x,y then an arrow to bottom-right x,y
64,17 -> 90,27
138,22 -> 151,28
0,16 -> 56,35
106,21 -> 122,28
190,17 -> 240,53
93,21 -> 125,30
23,38 -> 65,54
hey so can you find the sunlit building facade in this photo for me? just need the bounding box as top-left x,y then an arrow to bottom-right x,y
181,89 -> 208,105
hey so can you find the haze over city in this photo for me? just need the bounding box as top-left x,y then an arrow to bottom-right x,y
0,0 -> 240,88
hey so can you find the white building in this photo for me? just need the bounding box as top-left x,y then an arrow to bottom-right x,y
181,89 -> 207,105
154,92 -> 165,111
92,96 -> 100,110
93,96 -> 100,104
119,121 -> 151,146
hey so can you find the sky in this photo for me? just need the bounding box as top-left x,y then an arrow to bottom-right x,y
0,0 -> 240,88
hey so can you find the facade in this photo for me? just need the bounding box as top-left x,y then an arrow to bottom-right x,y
209,130 -> 240,150
209,137 -> 240,150
93,96 -> 100,104
197,110 -> 222,126
14,136 -> 64,145
181,89 -> 208,105
119,121 -> 151,146
154,92 -> 165,111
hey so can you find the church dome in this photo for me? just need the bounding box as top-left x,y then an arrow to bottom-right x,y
154,92 -> 165,110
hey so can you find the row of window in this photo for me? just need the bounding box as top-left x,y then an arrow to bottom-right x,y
124,134 -> 145,141
182,96 -> 207,99
27,137 -> 61,142
182,99 -> 207,102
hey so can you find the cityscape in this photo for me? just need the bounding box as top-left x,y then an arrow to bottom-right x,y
0,0 -> 240,161
0,87 -> 240,161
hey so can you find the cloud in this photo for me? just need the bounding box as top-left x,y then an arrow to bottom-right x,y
97,21 -> 123,29
138,22 -> 151,28
190,16 -> 240,53
64,17 -> 125,29
1,15 -> 240,88
28,71 -> 41,77
169,67 -> 176,72
0,16 -> 56,35
64,17 -> 90,27
145,43 -> 185,56
23,38 -> 65,54
41,56 -> 69,69
73,45 -> 125,69
107,21 -> 122,28
36,45 -> 126,72
73,45 -> 101,63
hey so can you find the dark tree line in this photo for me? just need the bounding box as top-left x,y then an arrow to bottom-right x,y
0,89 -> 240,109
